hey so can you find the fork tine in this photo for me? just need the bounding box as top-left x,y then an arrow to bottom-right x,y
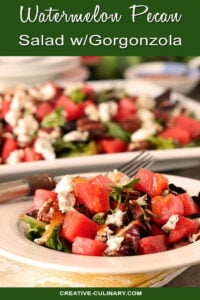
119,151 -> 147,173
125,157 -> 156,178
119,152 -> 151,174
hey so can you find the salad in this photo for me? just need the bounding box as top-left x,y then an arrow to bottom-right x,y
0,81 -> 200,165
20,168 -> 200,256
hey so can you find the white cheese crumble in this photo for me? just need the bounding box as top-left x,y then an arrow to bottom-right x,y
131,121 -> 161,142
105,236 -> 124,254
10,91 -> 36,113
34,138 -> 55,161
188,231 -> 200,243
136,95 -> 156,110
63,130 -> 89,142
106,210 -> 125,227
162,215 -> 179,233
137,109 -> 155,122
5,109 -> 21,127
85,104 -> 99,121
98,101 -> 118,123
5,149 -> 24,165
14,115 -> 39,145
55,175 -> 75,213
40,84 -> 56,101
108,169 -> 131,186
95,226 -> 114,243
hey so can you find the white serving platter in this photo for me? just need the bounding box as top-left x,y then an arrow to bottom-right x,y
0,79 -> 200,182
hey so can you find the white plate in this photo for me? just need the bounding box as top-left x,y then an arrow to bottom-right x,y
0,79 -> 200,181
0,173 -> 200,274
0,57 -> 81,85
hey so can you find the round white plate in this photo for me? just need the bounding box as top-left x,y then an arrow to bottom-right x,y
0,173 -> 200,274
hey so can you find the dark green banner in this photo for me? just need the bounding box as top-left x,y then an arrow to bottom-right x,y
0,288 -> 199,300
0,0 -> 199,55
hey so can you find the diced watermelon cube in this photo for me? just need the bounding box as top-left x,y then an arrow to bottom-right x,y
138,235 -> 167,254
72,237 -> 107,256
159,126 -> 190,145
151,194 -> 184,225
151,224 -> 165,236
176,193 -> 199,216
1,138 -> 18,162
55,95 -> 84,121
0,99 -> 10,118
74,182 -> 110,213
134,168 -> 168,197
60,211 -> 98,242
33,189 -> 58,210
174,114 -> 200,139
90,175 -> 113,192
23,146 -> 43,162
168,216 -> 199,243
114,98 -> 137,122
98,139 -> 126,154
35,102 -> 54,121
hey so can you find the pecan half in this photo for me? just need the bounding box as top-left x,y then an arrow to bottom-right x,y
77,118 -> 110,139
119,119 -> 140,133
37,199 -> 56,223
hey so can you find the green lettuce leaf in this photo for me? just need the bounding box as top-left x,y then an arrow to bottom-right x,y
19,214 -> 46,241
106,122 -> 130,143
147,136 -> 175,150
41,107 -> 65,128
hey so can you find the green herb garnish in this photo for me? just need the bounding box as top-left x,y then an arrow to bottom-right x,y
110,178 -> 140,204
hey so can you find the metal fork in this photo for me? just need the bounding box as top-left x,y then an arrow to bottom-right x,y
0,151 -> 155,203
118,151 -> 156,178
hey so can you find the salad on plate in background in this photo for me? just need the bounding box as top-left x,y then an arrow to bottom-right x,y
0,81 -> 200,165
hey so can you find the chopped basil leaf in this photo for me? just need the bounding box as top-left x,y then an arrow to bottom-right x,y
110,178 -> 140,204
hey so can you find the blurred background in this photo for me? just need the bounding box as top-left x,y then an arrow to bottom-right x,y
0,56 -> 200,95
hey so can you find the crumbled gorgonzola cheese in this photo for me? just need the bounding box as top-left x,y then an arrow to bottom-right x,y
108,169 -> 131,186
63,130 -> 89,142
85,104 -> 99,121
105,236 -> 124,254
14,115 -> 39,145
106,210 -> 125,227
55,175 -> 76,213
162,215 -> 179,233
34,138 -> 55,161
98,101 -> 118,123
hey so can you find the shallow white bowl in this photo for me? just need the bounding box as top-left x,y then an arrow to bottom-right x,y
0,173 -> 199,275
124,62 -> 200,95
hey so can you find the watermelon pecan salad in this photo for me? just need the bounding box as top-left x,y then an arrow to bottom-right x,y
1,81 -> 200,165
20,168 -> 200,257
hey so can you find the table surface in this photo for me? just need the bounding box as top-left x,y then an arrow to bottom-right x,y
1,84 -> 200,287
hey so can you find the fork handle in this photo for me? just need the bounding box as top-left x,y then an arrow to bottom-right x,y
0,174 -> 56,203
